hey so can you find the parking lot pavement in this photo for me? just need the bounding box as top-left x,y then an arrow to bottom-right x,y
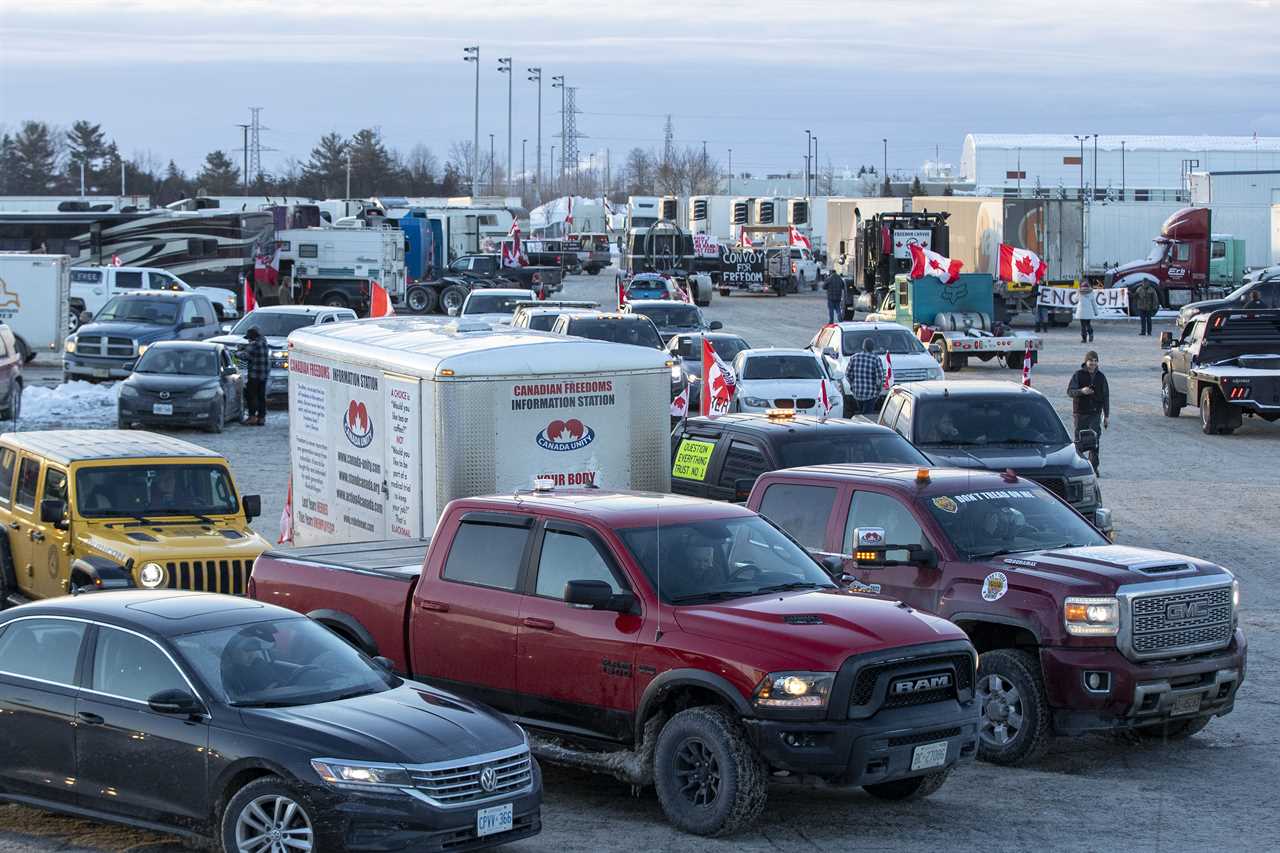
5,273 -> 1279,851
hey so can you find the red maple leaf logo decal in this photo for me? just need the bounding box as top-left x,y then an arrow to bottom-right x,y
1015,255 -> 1035,276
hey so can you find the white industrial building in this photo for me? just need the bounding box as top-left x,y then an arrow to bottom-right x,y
962,134 -> 1280,198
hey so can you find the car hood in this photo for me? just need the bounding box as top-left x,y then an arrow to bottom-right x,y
977,544 -> 1231,592
125,373 -> 220,392
919,442 -> 1088,474
239,681 -> 526,765
209,334 -> 289,349
460,313 -> 515,326
79,523 -> 268,563
672,589 -> 965,671
78,321 -> 177,341
737,378 -> 831,398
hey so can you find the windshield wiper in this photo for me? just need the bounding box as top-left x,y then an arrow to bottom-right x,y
669,590 -> 752,604
151,509 -> 217,524
968,547 -> 1038,560
752,581 -> 830,594
228,699 -> 303,709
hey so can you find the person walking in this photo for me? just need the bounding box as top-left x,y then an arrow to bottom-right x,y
243,327 -> 269,426
824,269 -> 846,324
1131,279 -> 1159,336
1075,280 -> 1098,343
844,337 -> 886,417
1067,350 -> 1109,473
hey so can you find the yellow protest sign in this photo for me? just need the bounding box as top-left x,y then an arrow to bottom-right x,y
672,439 -> 716,481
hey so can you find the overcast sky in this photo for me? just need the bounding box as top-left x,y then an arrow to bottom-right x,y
2,0 -> 1278,179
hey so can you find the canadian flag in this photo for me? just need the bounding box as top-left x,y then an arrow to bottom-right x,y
999,244 -> 1047,284
819,378 -> 833,420
369,281 -> 395,317
565,196 -> 573,226
242,273 -> 257,314
908,243 -> 963,284
278,476 -> 294,545
740,226 -> 754,247
1021,339 -> 1033,387
502,220 -> 527,268
253,249 -> 279,287
884,351 -> 893,389
670,388 -> 689,418
701,337 -> 736,417
788,225 -> 811,249
617,277 -> 627,309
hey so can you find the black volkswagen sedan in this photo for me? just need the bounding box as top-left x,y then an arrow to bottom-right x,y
0,592 -> 542,852
118,341 -> 243,432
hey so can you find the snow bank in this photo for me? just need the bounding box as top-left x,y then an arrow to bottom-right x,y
18,381 -> 120,429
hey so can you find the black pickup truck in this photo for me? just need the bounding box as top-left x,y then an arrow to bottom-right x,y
406,253 -> 564,315
1160,308 -> 1280,435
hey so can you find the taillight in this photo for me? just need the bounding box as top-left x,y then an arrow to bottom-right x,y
791,262 -> 798,273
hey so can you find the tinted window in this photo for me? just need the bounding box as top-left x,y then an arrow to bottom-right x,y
880,394 -> 904,429
741,355 -> 823,380
844,491 -> 930,562
15,457 -> 39,508
231,312 -> 320,338
76,464 -> 238,518
915,396 -> 1071,446
95,297 -> 179,325
0,618 -> 86,684
92,628 -> 185,702
135,347 -> 218,375
0,447 -> 15,504
919,487 -> 1107,559
464,293 -> 531,315
115,271 -> 144,289
442,520 -> 529,590
757,484 -> 836,550
718,440 -> 768,488
526,314 -> 557,332
777,432 -> 930,468
842,329 -> 925,355
569,318 -> 663,350
632,305 -> 701,326
299,244 -> 318,258
535,530 -> 623,599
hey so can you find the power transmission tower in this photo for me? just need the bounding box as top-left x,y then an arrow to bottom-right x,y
247,107 -> 277,183
561,87 -> 582,194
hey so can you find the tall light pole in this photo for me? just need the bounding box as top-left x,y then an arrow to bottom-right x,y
237,123 -> 250,193
550,145 -> 556,196
521,138 -> 527,201
805,129 -> 811,198
882,138 -> 888,180
813,136 -> 819,195
1073,134 -> 1089,273
551,75 -> 566,192
1092,134 -> 1099,202
497,57 -> 512,197
462,46 -> 480,197
1121,140 -> 1126,198
489,133 -> 495,196
728,148 -> 733,194
527,67 -> 542,199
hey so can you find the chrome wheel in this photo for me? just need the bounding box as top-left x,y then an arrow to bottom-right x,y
235,794 -> 313,853
977,673 -> 1024,747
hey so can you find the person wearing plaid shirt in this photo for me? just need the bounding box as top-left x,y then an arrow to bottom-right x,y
243,327 -> 269,425
844,337 -> 885,416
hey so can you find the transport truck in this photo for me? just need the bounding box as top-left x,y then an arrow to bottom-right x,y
276,225 -> 407,315
852,211 -> 951,312
748,465 -> 1245,766
250,488 -> 981,836
868,273 -> 1042,371
283,318 -> 673,545
0,252 -> 70,361
1102,207 -> 1247,308
406,252 -> 563,315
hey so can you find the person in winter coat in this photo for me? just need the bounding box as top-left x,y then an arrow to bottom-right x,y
1067,350 -> 1109,472
825,270 -> 846,324
1075,280 -> 1098,343
1131,280 -> 1160,336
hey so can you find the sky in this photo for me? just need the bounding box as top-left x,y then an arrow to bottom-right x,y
1,0 -> 1278,180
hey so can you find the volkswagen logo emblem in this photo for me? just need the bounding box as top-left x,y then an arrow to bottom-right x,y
479,766 -> 497,793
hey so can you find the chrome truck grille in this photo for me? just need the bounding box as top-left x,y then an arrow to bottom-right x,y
1126,585 -> 1234,659
407,746 -> 533,806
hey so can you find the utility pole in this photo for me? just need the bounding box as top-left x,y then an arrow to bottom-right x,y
805,129 -> 811,199
237,123 -> 250,193
527,67 -> 542,200
497,57 -> 512,196
813,136 -> 819,195
1072,134 -> 1089,274
1092,134 -> 1099,202
462,46 -> 480,197
79,161 -> 86,197
882,138 -> 888,182
346,150 -> 352,199
521,138 -> 527,201
1121,140 -> 1126,198
489,133 -> 495,196
121,159 -> 126,196
550,145 -> 556,196
728,148 -> 733,194
551,75 -> 565,192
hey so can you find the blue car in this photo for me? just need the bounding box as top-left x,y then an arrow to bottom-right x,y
64,291 -> 221,381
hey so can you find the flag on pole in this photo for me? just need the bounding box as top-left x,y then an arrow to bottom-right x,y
788,225 -> 812,249
908,243 -> 963,284
278,476 -> 294,545
502,220 -> 527,268
1021,339 -> 1033,387
670,388 -> 689,418
884,351 -> 894,389
369,281 -> 395,317
242,273 -> 256,313
998,244 -> 1047,284
617,277 -> 627,309
740,226 -> 754,247
701,337 -> 736,417
565,196 -> 573,225
819,378 -> 833,421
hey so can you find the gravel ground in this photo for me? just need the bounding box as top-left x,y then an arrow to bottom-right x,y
4,273 -> 1278,852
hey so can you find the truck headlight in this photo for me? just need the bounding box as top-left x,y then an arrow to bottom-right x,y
137,344 -> 149,356
119,384 -> 139,398
1232,578 -> 1240,609
310,759 -> 411,790
929,366 -> 944,380
1064,596 -> 1119,636
271,349 -> 288,360
139,562 -> 166,589
65,339 -> 76,353
753,671 -> 835,710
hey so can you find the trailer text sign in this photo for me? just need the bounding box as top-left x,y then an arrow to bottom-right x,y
1036,286 -> 1129,310
892,229 -> 932,260
720,249 -> 766,287
693,233 -> 721,257
383,375 -> 421,539
503,378 -> 625,488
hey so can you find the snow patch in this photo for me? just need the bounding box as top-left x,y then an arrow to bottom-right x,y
19,381 -> 120,428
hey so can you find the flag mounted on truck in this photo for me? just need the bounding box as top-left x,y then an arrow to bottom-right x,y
999,244 -> 1047,284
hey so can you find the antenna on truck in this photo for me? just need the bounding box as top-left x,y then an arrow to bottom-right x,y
655,499 -> 663,642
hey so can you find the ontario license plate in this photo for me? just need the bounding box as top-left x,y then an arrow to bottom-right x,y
476,803 -> 512,837
93,368 -> 110,378
1171,694 -> 1202,716
910,740 -> 948,771
152,403 -> 173,415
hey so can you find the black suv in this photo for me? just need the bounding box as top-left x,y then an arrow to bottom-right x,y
1177,273 -> 1280,330
878,380 -> 1112,532
670,411 -> 930,502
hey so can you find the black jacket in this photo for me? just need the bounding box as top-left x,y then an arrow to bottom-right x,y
1067,365 -> 1109,417
825,271 -> 845,303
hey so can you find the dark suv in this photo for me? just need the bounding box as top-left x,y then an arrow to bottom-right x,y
878,380 -> 1111,533
64,291 -> 221,381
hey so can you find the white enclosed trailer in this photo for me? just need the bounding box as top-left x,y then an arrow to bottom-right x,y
0,253 -> 70,360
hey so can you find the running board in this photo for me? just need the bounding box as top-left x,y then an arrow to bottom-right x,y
527,714 -> 663,787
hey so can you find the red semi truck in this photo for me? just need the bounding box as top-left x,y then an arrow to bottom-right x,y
1103,206 -> 1247,309
250,489 -> 981,836
746,465 -> 1246,766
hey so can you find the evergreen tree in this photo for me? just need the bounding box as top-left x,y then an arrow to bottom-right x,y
881,175 -> 892,198
301,132 -> 349,197
64,120 -> 111,190
0,134 -> 16,195
196,150 -> 240,194
9,121 -> 61,193
910,175 -> 923,196
348,128 -> 396,196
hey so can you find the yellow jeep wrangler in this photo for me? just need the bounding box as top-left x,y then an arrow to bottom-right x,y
0,430 -> 269,605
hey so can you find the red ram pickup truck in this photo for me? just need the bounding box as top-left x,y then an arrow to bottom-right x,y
250,489 -> 980,836
747,464 -> 1246,766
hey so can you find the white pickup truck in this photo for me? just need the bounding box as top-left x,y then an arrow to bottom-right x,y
70,265 -> 239,330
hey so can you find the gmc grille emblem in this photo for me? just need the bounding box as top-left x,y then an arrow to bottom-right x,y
1166,600 -> 1208,621
890,673 -> 952,695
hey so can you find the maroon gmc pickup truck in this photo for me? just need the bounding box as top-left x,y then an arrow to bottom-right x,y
250,489 -> 980,836
748,464 -> 1246,765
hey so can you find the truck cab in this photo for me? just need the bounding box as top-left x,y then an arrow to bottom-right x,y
1108,207 -> 1245,308
748,465 -> 1245,766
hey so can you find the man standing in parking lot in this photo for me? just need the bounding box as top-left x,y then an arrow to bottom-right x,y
1067,350 -> 1109,472
243,327 -> 268,426
1131,279 -> 1159,336
825,269 -> 845,324
845,337 -> 885,417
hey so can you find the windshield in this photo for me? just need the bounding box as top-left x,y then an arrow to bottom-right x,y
842,329 -> 925,355
525,314 -> 558,332
75,464 -> 239,518
231,312 -> 318,338
569,318 -> 663,349
914,396 -> 1071,446
634,304 -> 701,326
742,355 -> 823,380
464,293 -> 530,315
778,432 -> 932,468
618,515 -> 835,604
173,617 -> 397,708
920,488 -> 1107,559
626,280 -> 670,299
1145,241 -> 1168,263
135,348 -> 218,376
94,297 -> 178,325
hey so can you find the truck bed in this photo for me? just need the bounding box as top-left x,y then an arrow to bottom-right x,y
264,538 -> 432,578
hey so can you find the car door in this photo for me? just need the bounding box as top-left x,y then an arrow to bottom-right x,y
516,520 -> 642,741
0,446 -> 19,597
838,488 -> 941,611
9,454 -> 55,599
34,467 -> 70,590
177,298 -> 201,341
1169,320 -> 1201,394
218,348 -> 242,416
75,625 -> 210,823
710,438 -> 770,502
0,616 -> 88,805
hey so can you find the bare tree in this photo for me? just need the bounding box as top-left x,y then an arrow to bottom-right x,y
624,147 -> 655,195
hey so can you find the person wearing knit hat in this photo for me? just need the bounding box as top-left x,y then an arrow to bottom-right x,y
1066,350 -> 1108,473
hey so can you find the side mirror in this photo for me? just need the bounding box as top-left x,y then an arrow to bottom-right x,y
1158,331 -> 1173,348
819,554 -> 843,575
148,688 -> 202,716
1094,507 -> 1113,534
564,579 -> 633,613
220,323 -> 233,333
241,494 -> 261,520
40,499 -> 66,524
79,310 -> 95,325
371,655 -> 395,672
1076,429 -> 1099,454
709,320 -> 723,331
822,346 -> 839,360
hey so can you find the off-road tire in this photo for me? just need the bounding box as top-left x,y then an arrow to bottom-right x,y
14,336 -> 32,364
976,648 -> 1050,766
1162,372 -> 1185,417
1200,387 -> 1233,435
653,706 -> 768,837
220,776 -> 335,853
863,768 -> 951,801
1120,716 -> 1212,743
440,285 -> 469,315
0,538 -> 14,610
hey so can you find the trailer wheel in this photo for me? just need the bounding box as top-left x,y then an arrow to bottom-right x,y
936,338 -> 963,372
440,285 -> 468,316
1200,387 -> 1233,435
1005,352 -> 1024,370
406,285 -> 436,314
320,291 -> 349,309
1161,372 -> 1185,417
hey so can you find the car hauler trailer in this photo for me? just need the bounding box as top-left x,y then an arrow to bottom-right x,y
285,317 -> 673,545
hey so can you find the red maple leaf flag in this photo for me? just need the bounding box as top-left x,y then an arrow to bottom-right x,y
908,243 -> 963,284
670,388 -> 689,418
701,337 -> 736,418
565,196 -> 573,226
1021,339 -> 1033,387
369,281 -> 395,317
788,225 -> 811,249
999,244 -> 1047,284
